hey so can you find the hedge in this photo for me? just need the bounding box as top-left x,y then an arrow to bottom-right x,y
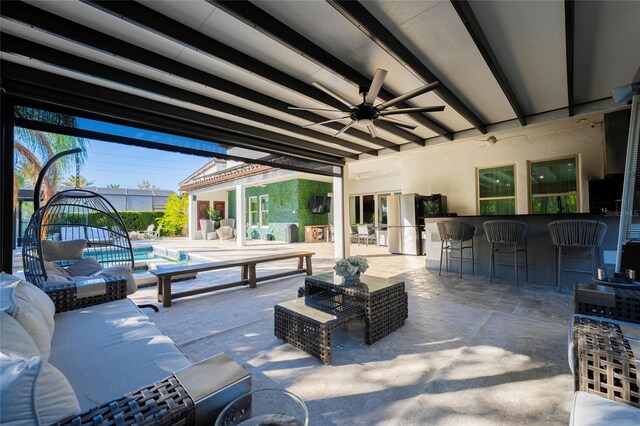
118,211 -> 166,235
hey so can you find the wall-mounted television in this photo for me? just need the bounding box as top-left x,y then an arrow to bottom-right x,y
309,195 -> 331,213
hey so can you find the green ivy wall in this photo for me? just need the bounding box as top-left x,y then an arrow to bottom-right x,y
226,179 -> 331,241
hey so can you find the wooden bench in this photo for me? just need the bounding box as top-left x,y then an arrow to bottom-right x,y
151,251 -> 314,307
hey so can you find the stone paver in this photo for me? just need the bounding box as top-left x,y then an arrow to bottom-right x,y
108,239 -> 573,424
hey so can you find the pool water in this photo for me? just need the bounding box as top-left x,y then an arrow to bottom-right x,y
132,247 -> 198,273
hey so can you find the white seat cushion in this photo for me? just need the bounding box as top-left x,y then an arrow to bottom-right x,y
0,311 -> 41,358
0,354 -> 80,426
1,280 -> 54,360
570,391 -> 640,425
50,299 -> 191,410
1,274 -> 54,334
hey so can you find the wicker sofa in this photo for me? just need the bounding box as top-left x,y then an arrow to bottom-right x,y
0,272 -> 251,425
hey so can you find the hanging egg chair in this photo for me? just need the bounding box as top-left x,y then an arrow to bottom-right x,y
22,189 -> 134,288
22,148 -> 133,289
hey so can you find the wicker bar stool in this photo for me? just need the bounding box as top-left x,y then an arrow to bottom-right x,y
483,220 -> 529,286
436,222 -> 451,276
444,221 -> 476,278
548,220 -> 607,291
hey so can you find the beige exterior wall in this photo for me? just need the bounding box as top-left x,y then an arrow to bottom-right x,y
350,120 -> 605,216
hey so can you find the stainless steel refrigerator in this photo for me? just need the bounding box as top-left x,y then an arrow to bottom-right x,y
387,194 -> 422,255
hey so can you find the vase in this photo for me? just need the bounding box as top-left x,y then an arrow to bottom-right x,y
342,272 -> 360,283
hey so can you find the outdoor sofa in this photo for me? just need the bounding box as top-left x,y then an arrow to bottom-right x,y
0,272 -> 251,425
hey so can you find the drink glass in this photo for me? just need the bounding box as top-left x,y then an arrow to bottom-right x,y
215,389 -> 309,426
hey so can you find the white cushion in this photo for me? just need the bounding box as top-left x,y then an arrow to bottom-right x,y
50,299 -> 191,410
570,391 -> 640,425
0,354 -> 80,426
44,261 -> 71,278
41,239 -> 87,262
66,258 -> 103,277
96,265 -> 137,294
0,311 -> 42,358
0,280 -> 53,360
0,272 -> 23,283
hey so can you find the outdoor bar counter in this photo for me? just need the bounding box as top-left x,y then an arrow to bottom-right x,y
423,213 -> 620,289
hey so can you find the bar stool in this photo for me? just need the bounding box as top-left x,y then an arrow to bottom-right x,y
444,221 -> 476,278
483,220 -> 529,286
547,220 -> 607,291
436,222 -> 451,276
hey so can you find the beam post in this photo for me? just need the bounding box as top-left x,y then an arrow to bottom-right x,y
1,91 -> 15,273
188,193 -> 198,240
236,184 -> 246,247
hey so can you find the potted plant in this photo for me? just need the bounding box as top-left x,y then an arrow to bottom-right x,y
333,255 -> 369,283
206,208 -> 223,228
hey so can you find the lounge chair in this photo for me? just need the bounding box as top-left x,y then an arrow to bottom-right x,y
145,224 -> 162,239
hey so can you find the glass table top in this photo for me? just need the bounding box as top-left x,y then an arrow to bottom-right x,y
306,273 -> 403,294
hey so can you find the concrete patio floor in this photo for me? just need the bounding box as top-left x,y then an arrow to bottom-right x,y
124,238 -> 574,425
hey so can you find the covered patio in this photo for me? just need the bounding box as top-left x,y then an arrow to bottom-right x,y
2,1 -> 640,425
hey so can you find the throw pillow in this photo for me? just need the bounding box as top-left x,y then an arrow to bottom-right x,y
0,310 -> 42,358
43,261 -> 71,278
41,239 -> 87,262
0,354 -> 80,426
97,265 -> 137,295
65,258 -> 103,277
0,280 -> 53,360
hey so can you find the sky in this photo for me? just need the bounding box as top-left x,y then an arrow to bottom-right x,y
81,140 -> 210,192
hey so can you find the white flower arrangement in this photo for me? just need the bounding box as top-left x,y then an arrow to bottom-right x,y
333,255 -> 369,278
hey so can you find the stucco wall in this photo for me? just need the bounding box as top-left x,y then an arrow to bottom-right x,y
352,123 -> 604,216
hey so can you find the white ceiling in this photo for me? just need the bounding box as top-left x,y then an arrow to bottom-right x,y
3,0 -> 639,161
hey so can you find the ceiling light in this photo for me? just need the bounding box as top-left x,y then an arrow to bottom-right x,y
539,176 -> 544,179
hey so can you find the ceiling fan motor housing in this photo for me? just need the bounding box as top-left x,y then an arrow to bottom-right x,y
350,104 -> 380,122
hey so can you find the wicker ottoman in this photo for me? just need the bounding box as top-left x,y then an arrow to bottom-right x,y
274,294 -> 363,364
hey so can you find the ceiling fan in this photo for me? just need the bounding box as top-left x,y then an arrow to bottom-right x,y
288,68 -> 445,138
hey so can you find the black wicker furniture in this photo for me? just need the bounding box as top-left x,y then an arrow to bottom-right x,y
153,251 -> 314,307
275,293 -> 364,364
574,282 -> 640,324
572,315 -> 640,408
304,273 -> 408,345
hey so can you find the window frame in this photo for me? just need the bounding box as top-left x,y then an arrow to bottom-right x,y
259,194 -> 269,228
476,163 -> 518,215
248,196 -> 258,227
528,155 -> 580,214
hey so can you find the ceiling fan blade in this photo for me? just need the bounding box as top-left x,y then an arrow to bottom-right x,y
380,106 -> 445,116
334,120 -> 356,137
302,116 -> 350,128
364,68 -> 388,105
312,82 -> 354,108
378,117 -> 418,130
376,81 -> 441,110
288,107 -> 348,113
367,123 -> 378,139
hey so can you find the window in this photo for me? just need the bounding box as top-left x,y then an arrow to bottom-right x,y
477,165 -> 516,215
530,157 -> 578,214
378,194 -> 390,226
260,195 -> 269,226
363,195 -> 375,223
248,196 -> 258,226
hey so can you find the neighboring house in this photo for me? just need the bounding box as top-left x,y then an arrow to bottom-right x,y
180,159 -> 333,242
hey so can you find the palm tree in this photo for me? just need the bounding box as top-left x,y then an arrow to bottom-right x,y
106,183 -> 121,188
13,106 -> 88,210
62,175 -> 95,188
137,180 -> 159,190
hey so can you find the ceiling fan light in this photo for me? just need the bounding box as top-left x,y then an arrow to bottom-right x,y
358,118 -> 373,127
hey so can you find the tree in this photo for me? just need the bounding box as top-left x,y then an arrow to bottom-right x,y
137,180 -> 159,190
62,175 -> 95,188
13,106 -> 88,210
106,183 -> 121,188
157,193 -> 188,236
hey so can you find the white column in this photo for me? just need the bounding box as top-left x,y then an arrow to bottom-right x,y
187,193 -> 197,240
236,184 -> 246,247
333,164 -> 350,259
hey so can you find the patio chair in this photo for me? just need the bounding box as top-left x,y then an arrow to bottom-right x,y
145,224 -> 162,239
356,225 -> 375,246
220,218 -> 235,228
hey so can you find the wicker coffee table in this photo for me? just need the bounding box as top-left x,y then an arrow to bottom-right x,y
305,273 -> 408,345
